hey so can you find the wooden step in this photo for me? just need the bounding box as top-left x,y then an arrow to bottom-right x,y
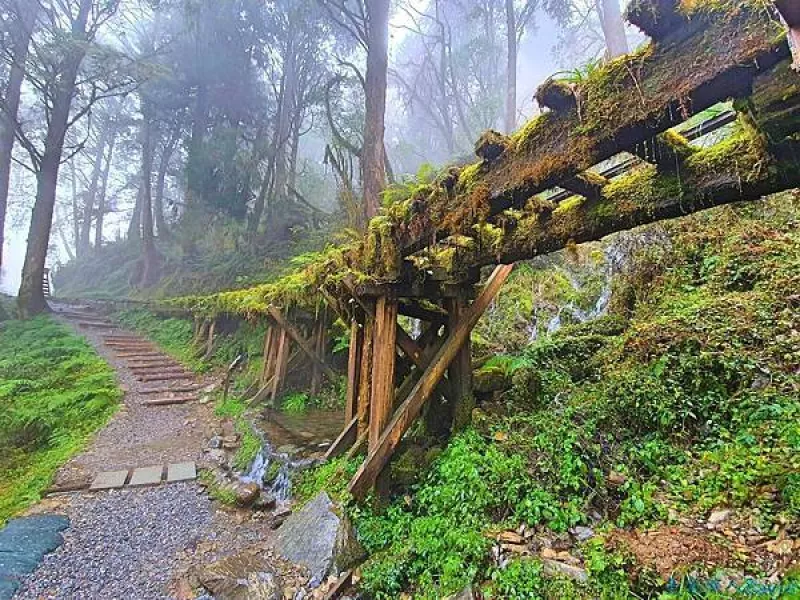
139,385 -> 200,395
128,364 -> 185,371
142,395 -> 198,407
136,373 -> 195,383
125,360 -> 180,368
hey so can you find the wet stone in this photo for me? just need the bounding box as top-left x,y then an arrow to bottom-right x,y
0,515 -> 69,599
128,466 -> 164,487
89,470 -> 129,491
167,462 -> 197,483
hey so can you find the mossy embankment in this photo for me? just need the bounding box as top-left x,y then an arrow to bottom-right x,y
0,317 -> 121,524
299,191 -> 800,599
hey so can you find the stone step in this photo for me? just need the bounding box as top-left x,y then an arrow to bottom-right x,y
88,463 -> 197,491
128,466 -> 164,487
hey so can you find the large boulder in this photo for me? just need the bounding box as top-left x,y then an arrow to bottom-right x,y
0,514 -> 69,599
194,551 -> 281,600
271,492 -> 365,587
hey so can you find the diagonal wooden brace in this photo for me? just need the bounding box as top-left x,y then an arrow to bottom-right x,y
348,264 -> 514,498
267,305 -> 339,383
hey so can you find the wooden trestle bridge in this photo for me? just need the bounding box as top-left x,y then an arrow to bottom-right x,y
80,1 -> 800,499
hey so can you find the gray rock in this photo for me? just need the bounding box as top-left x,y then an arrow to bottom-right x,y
708,509 -> 731,526
569,526 -> 594,542
271,492 -> 365,588
196,551 -> 281,600
448,585 -> 475,600
235,483 -> 261,507
0,514 -> 69,599
542,559 -> 588,582
209,436 -> 223,449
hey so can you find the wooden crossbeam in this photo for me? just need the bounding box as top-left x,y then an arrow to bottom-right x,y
349,264 -> 514,498
267,306 -> 339,383
398,300 -> 447,324
559,172 -> 607,200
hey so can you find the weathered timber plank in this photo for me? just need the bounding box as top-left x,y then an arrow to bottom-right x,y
344,319 -> 363,422
271,328 -> 290,401
349,264 -> 514,498
368,296 -> 399,451
357,308 -> 375,436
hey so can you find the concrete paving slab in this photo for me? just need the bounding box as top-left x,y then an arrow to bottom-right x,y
167,462 -> 197,483
89,470 -> 129,491
128,466 -> 164,487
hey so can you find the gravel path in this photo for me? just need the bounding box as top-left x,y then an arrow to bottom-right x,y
50,307 -> 218,488
14,484 -> 212,600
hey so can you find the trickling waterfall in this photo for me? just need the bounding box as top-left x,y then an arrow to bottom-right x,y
532,232 -> 650,339
237,422 -> 314,504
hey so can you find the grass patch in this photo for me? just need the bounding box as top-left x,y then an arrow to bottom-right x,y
0,316 -> 120,523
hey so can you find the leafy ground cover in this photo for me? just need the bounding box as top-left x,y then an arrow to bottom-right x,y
0,317 -> 120,524
299,192 -> 800,598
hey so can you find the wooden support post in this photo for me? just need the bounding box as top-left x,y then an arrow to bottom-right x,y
204,319 -> 216,360
310,314 -> 327,395
345,318 -> 363,422
271,328 -> 290,401
194,319 -> 209,351
446,297 -> 473,431
357,304 -> 375,436
349,264 -> 514,499
260,326 -> 275,385
369,296 -> 398,451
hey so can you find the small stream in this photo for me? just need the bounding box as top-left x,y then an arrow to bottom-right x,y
236,408 -> 345,503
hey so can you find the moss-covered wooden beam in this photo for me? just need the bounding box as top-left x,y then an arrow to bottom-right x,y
428,119 -> 800,274
379,3 -> 788,268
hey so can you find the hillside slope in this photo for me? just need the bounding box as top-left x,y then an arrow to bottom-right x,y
305,191 -> 800,599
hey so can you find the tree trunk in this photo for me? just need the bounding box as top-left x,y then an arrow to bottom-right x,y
69,160 -> 81,252
362,0 -> 390,222
154,126 -> 179,238
94,128 -> 117,250
504,0 -> 517,133
597,0 -> 628,58
139,109 -> 160,287
128,187 -> 142,240
79,125 -> 111,256
272,38 -> 297,212
17,0 -> 92,318
0,2 -> 38,268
